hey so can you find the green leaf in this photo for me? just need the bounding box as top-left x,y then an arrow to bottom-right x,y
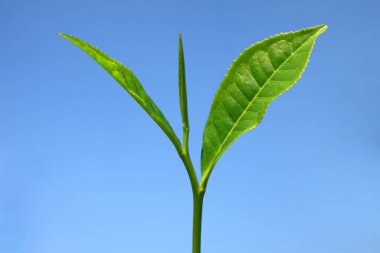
178,33 -> 189,134
59,33 -> 182,150
178,33 -> 191,155
200,25 -> 327,184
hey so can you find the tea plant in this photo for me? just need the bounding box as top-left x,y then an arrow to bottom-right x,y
60,24 -> 326,253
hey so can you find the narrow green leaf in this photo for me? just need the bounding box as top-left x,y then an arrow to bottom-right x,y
178,33 -> 190,151
200,25 -> 327,184
59,33 -> 182,150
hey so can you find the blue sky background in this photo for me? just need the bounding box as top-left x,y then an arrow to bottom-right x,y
1,0 -> 379,252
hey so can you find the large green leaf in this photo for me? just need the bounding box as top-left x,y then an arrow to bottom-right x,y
201,25 -> 327,183
60,33 -> 182,150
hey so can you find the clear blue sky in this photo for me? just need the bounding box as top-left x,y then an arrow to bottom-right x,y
1,0 -> 379,252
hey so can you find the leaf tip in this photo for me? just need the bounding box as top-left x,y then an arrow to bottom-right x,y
315,24 -> 328,34
58,32 -> 71,40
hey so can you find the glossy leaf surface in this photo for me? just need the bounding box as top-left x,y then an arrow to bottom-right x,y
201,25 -> 327,182
60,33 -> 181,149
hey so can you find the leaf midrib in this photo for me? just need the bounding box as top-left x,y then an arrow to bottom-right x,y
202,31 -> 319,179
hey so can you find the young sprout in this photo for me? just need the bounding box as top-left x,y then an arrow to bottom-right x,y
60,24 -> 327,253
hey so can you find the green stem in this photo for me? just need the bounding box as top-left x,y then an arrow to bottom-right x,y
192,191 -> 204,253
177,33 -> 205,253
